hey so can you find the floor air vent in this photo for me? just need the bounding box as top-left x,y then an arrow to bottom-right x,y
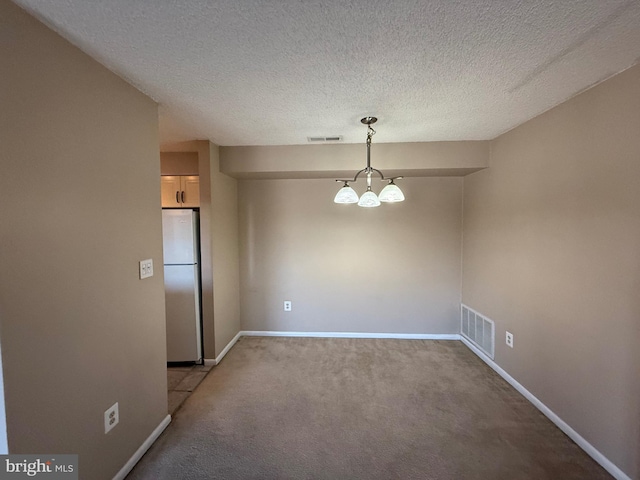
461,304 -> 495,359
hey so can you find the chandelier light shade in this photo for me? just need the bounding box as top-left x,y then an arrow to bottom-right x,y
333,117 -> 404,207
333,182 -> 359,203
379,179 -> 405,203
357,188 -> 381,207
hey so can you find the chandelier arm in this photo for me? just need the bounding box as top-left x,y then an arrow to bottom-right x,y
335,168 -> 387,183
351,168 -> 368,182
369,168 -> 385,180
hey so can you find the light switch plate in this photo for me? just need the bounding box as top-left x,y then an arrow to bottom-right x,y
139,259 -> 153,279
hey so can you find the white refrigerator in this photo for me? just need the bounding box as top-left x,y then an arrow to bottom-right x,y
162,209 -> 202,362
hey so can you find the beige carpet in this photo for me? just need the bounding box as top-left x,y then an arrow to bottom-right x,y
127,337 -> 610,479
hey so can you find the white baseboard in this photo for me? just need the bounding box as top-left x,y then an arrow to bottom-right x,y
460,337 -> 631,480
207,331 -> 459,366
113,414 -> 171,480
241,330 -> 461,340
214,331 -> 243,364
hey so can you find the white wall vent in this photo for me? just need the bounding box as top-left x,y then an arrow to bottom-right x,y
307,136 -> 343,142
461,304 -> 495,359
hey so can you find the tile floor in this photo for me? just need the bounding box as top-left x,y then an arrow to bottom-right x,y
167,364 -> 213,414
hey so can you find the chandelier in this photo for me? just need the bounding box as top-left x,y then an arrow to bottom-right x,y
333,117 -> 404,207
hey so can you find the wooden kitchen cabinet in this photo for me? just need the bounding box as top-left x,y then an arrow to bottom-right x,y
161,175 -> 199,208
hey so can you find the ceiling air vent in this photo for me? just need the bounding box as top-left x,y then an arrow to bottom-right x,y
307,136 -> 343,143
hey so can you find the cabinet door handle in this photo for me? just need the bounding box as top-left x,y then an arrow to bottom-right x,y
176,191 -> 180,204
181,191 -> 185,203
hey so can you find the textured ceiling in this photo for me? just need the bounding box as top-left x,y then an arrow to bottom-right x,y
13,0 -> 640,146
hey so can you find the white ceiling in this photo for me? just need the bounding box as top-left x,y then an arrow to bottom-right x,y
13,0 -> 640,146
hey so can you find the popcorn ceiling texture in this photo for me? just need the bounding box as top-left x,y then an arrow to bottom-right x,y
14,0 -> 640,146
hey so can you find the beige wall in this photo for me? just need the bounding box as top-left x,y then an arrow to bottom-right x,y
0,339 -> 6,454
0,1 -> 167,479
221,141 -> 489,179
160,152 -> 199,175
239,178 -> 463,333
462,64 -> 640,478
196,142 -> 217,358
209,145 -> 242,356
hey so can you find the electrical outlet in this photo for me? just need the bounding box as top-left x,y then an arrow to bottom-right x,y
284,301 -> 292,311
139,259 -> 153,279
104,402 -> 119,434
506,331 -> 514,348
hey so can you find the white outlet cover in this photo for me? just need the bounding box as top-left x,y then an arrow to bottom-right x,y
284,301 -> 292,311
506,331 -> 514,348
104,402 -> 119,434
